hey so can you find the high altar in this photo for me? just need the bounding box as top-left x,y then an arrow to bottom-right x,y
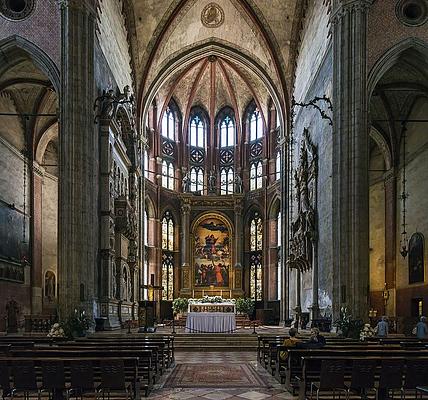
185,299 -> 236,333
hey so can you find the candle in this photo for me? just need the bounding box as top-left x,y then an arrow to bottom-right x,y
220,290 -> 223,298
192,289 -> 194,298
202,289 -> 205,297
230,290 -> 232,298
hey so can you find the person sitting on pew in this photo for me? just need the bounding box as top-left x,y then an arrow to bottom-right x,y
414,316 -> 428,340
375,316 -> 389,337
280,328 -> 301,360
299,327 -> 326,348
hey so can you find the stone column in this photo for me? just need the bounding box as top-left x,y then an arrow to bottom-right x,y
234,198 -> 243,295
332,0 -> 371,320
58,0 -> 97,318
384,169 -> 397,316
31,164 -> 44,314
181,201 -> 191,268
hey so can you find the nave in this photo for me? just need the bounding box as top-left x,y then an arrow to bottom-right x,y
1,328 -> 428,399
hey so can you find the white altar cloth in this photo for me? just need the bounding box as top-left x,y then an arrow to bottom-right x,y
185,312 -> 236,333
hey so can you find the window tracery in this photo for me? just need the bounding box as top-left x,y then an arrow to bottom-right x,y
162,211 -> 174,300
162,160 -> 174,190
250,212 -> 263,301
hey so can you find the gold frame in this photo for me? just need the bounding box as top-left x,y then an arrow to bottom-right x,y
190,212 -> 234,290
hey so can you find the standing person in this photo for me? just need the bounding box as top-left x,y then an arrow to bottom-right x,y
414,316 -> 428,339
375,316 -> 389,337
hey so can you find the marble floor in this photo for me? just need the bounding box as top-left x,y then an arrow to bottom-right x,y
148,352 -> 297,400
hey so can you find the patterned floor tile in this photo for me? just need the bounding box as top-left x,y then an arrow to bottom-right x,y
201,392 -> 235,400
237,392 -> 271,400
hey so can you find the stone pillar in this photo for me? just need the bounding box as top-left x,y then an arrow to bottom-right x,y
332,0 -> 371,320
234,198 -> 244,295
234,198 -> 243,267
384,169 -> 397,316
31,164 -> 44,315
58,0 -> 97,318
181,201 -> 191,268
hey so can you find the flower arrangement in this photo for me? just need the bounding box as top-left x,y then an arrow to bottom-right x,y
47,322 -> 65,338
334,306 -> 364,339
65,309 -> 92,337
359,323 -> 375,341
188,296 -> 236,305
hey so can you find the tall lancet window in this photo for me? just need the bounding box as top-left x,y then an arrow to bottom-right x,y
220,115 -> 235,147
162,107 -> 175,140
249,212 -> 263,301
190,115 -> 205,148
250,161 -> 263,190
190,166 -> 204,192
276,151 -> 281,181
143,209 -> 149,300
220,167 -> 234,195
250,108 -> 263,142
277,211 -> 282,301
162,160 -> 174,190
219,111 -> 235,195
161,211 -> 174,300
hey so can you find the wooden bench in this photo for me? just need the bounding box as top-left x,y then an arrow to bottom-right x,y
282,347 -> 428,396
8,348 -> 155,395
0,356 -> 143,397
297,355 -> 428,400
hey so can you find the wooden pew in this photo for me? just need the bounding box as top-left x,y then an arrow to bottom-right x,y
0,356 -> 143,397
297,355 -> 428,400
283,348 -> 428,396
60,342 -> 165,378
8,348 -> 155,395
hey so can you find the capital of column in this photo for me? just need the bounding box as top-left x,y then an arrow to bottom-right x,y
332,0 -> 371,23
57,0 -> 97,15
181,203 -> 191,215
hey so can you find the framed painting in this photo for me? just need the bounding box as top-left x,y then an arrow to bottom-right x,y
193,214 -> 232,288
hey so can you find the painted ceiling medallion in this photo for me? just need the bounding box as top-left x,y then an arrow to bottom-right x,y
201,3 -> 225,28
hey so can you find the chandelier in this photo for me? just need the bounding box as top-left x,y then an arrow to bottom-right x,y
399,122 -> 409,258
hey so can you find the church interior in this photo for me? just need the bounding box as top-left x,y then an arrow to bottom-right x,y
1,0 -> 428,399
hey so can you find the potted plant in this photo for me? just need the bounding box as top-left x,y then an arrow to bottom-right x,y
236,298 -> 255,319
334,306 -> 364,339
172,298 -> 189,317
64,309 -> 93,338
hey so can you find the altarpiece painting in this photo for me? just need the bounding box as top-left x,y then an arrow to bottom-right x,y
193,215 -> 231,287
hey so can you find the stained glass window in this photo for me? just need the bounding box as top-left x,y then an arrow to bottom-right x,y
162,160 -> 174,190
277,211 -> 282,301
220,115 -> 235,147
162,211 -> 174,251
144,150 -> 149,179
250,252 -> 262,301
250,109 -> 263,142
162,252 -> 174,301
190,166 -> 204,192
162,107 -> 175,140
220,167 -> 234,195
190,115 -> 205,148
250,161 -> 263,191
276,151 -> 281,181
250,214 -> 263,251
